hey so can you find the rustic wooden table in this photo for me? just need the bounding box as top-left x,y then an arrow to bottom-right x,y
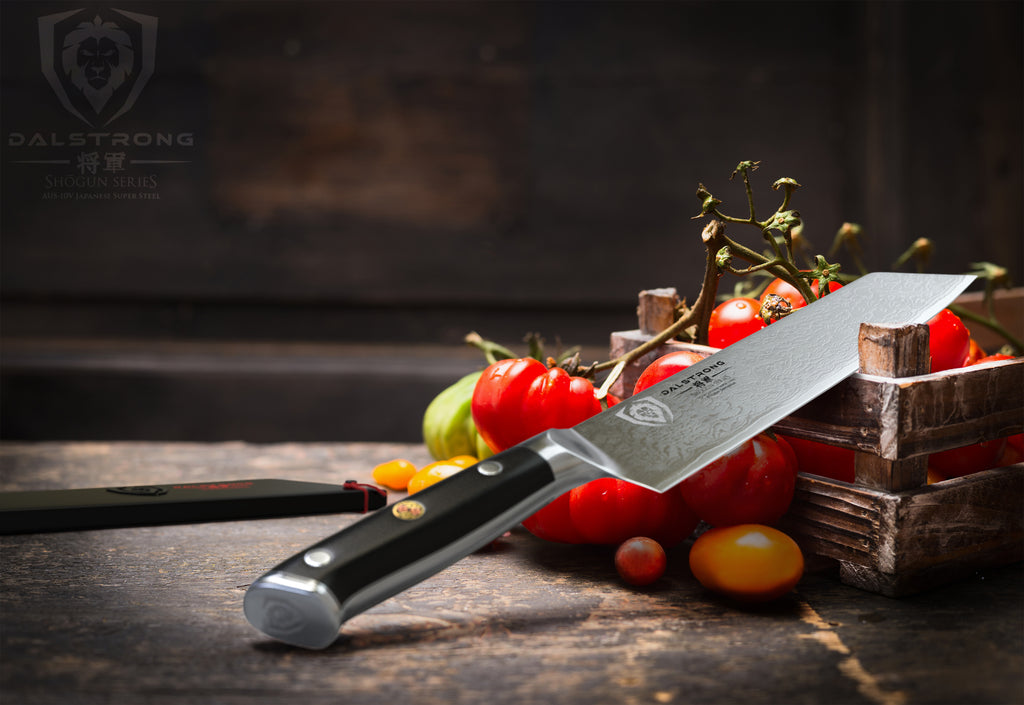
1,442 -> 1021,705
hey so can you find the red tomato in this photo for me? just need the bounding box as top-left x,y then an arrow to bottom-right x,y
928,438 -> 1008,479
570,477 -> 699,548
779,435 -> 856,484
973,353 -> 1016,365
1000,434 -> 1024,466
678,434 -> 798,527
633,350 -> 710,395
688,524 -> 804,602
615,537 -> 667,587
927,309 -> 971,373
520,490 -> 586,544
708,298 -> 767,347
472,358 -> 612,453
760,276 -> 843,310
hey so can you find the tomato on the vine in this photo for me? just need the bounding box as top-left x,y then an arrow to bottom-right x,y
471,358 -> 614,453
927,308 -> 971,373
633,350 -> 709,395
678,433 -> 798,527
760,275 -> 843,311
688,524 -> 804,602
708,297 -> 766,348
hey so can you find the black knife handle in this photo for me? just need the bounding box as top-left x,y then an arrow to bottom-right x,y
244,443 -> 595,649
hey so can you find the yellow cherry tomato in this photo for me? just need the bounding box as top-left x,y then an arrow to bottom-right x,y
688,524 -> 804,602
407,457 -> 475,495
371,458 -> 418,491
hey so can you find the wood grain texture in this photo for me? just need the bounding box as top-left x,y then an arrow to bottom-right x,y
857,322 -> 929,378
854,323 -> 930,490
637,288 -> 678,336
781,466 -> 1024,597
2,441 -> 1022,704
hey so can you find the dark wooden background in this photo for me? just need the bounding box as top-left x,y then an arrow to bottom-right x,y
1,1 -> 1021,442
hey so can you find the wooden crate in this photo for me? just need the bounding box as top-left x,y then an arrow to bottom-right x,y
609,288 -> 1024,596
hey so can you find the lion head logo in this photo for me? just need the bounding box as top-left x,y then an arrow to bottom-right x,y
38,8 -> 158,126
62,15 -> 135,115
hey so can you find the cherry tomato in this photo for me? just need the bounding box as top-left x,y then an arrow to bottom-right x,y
615,537 -> 667,586
633,350 -> 709,395
760,275 -> 843,310
571,477 -> 699,548
964,339 -> 987,365
407,458 -> 470,494
371,458 -> 418,490
708,298 -> 767,347
678,433 -> 798,527
927,308 -> 970,373
778,435 -> 856,484
928,438 -> 1008,479
688,524 -> 804,602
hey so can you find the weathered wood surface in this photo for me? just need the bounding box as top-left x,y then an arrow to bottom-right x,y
1,442 -> 1023,705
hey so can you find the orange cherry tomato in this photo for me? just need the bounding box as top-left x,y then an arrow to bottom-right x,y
406,457 -> 475,494
688,524 -> 804,602
964,338 -> 987,365
371,458 -> 418,491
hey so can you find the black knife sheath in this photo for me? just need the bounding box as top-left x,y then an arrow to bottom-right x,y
0,479 -> 387,534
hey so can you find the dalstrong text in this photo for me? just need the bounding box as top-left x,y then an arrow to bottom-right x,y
7,132 -> 194,147
660,360 -> 728,395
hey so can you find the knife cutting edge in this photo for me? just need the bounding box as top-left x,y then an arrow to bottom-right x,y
0,479 -> 386,534
243,272 -> 975,649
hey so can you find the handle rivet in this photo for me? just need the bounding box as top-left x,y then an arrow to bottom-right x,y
303,548 -> 334,568
477,461 -> 503,476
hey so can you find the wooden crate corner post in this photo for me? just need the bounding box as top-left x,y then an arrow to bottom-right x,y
783,321 -> 1024,597
853,321 -> 931,492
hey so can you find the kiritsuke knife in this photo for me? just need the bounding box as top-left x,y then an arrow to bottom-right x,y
244,272 -> 973,649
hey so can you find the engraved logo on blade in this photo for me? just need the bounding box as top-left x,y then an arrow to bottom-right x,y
616,398 -> 674,426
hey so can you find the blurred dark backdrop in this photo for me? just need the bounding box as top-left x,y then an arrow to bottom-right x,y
1,1 -> 1021,442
